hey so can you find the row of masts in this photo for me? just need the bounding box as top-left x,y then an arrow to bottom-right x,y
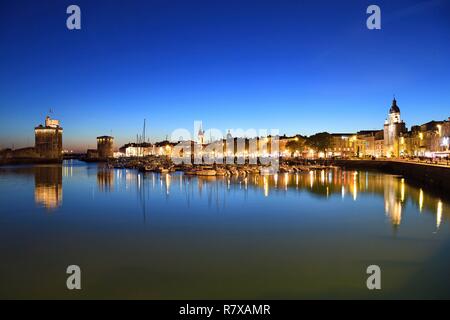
135,119 -> 172,144
136,119 -> 150,144
134,119 -> 213,145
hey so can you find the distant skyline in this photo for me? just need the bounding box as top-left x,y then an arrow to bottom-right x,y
1,0 -> 450,151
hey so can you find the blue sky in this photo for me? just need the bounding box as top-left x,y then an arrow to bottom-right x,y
0,0 -> 449,151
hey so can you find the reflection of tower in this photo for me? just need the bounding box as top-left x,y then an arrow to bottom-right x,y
97,136 -> 114,159
97,167 -> 114,192
35,116 -> 63,160
384,176 -> 403,228
383,98 -> 406,157
34,165 -> 63,210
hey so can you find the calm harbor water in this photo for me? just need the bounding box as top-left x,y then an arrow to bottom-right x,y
0,160 -> 449,299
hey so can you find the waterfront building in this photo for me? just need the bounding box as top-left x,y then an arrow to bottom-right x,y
441,119 -> 450,154
356,130 -> 382,157
383,98 -> 407,157
220,136 -> 249,160
194,134 -> 282,162
154,141 -> 176,156
35,116 -> 63,160
171,140 -> 196,159
97,136 -> 114,159
374,131 -> 385,158
404,119 -> 450,157
119,142 -> 153,157
325,134 -> 356,158
113,96 -> 447,161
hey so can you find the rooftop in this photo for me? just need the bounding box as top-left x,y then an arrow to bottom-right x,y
389,98 -> 400,114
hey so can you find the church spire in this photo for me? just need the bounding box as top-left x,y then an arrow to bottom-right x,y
390,97 -> 400,114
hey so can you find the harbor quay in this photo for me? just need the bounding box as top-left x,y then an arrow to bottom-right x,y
333,159 -> 450,194
1,99 -> 449,171
105,154 -> 450,193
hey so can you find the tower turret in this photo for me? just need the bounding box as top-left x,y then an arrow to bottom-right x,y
35,115 -> 63,160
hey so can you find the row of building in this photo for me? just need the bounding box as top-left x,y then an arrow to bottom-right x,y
2,99 -> 448,163
322,99 -> 449,159
112,99 -> 449,160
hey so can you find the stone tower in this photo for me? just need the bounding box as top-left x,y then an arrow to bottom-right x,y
35,116 -> 63,160
383,98 -> 406,157
97,136 -> 114,159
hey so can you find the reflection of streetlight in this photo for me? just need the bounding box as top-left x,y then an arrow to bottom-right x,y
400,178 -> 405,202
263,176 -> 269,197
419,189 -> 424,212
437,200 -> 443,229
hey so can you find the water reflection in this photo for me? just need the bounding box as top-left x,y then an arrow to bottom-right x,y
0,165 -> 64,210
101,168 -> 449,230
2,163 -> 446,229
34,165 -> 63,210
1,162 -> 450,299
437,200 -> 443,229
383,175 -> 403,228
97,167 -> 114,192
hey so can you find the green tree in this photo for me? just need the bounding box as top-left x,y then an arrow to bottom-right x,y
285,135 -> 306,155
306,132 -> 332,152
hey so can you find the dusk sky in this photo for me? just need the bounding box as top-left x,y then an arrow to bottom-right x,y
1,0 -> 449,151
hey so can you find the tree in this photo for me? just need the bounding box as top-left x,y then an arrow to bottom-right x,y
285,135 -> 306,155
306,132 -> 332,152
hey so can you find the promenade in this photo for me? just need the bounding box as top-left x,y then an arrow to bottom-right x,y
386,158 -> 450,168
333,158 -> 450,194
